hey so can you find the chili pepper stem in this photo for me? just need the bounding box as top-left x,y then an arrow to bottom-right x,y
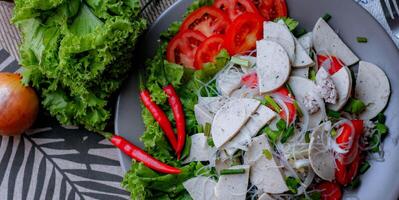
97,131 -> 113,140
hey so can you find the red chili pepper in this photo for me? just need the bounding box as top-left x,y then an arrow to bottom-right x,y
241,72 -> 258,88
163,84 -> 186,159
317,55 -> 344,75
315,181 -> 342,200
335,120 -> 364,185
108,134 -> 181,174
140,90 -> 178,152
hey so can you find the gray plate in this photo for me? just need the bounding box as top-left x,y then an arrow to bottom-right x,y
115,0 -> 399,199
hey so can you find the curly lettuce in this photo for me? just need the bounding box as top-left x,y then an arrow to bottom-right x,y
13,0 -> 147,131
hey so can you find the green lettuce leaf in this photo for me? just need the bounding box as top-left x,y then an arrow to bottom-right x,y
14,0 -> 147,131
123,161 -> 214,200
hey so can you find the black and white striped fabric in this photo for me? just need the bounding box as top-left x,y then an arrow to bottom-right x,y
0,48 -> 130,200
0,49 -> 19,73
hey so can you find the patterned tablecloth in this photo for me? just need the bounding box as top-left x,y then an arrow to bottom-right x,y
0,0 -> 397,199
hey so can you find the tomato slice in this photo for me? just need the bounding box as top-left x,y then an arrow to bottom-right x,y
180,6 -> 231,37
336,120 -> 364,150
224,12 -> 263,55
317,55 -> 345,75
251,0 -> 287,21
274,87 -> 296,124
194,35 -> 225,69
241,72 -> 258,88
315,182 -> 342,200
214,0 -> 259,20
335,120 -> 363,185
166,30 -> 207,69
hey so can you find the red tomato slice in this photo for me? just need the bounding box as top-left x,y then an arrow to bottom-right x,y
241,72 -> 258,88
167,30 -> 207,69
335,120 -> 363,185
317,55 -> 345,75
315,182 -> 342,200
274,87 -> 296,124
336,120 -> 364,150
180,6 -> 231,37
224,13 -> 263,55
194,35 -> 225,69
214,0 -> 259,20
251,0 -> 287,21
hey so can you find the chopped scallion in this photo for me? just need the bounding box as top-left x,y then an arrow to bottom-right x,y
204,123 -> 211,136
264,95 -> 281,113
305,131 -> 311,143
322,13 -> 332,22
293,100 -> 303,117
348,176 -> 361,190
309,68 -> 316,81
359,161 -> 370,174
231,56 -> 249,67
180,135 -> 192,160
357,37 -> 368,43
331,128 -> 337,137
220,168 -> 246,175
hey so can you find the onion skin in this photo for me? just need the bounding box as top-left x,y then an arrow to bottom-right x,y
0,73 -> 39,136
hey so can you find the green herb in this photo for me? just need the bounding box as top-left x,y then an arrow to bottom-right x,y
231,56 -> 249,67
376,123 -> 388,136
180,135 -> 192,161
207,137 -> 215,147
281,126 -> 295,144
264,95 -> 281,113
264,127 -> 281,144
204,123 -> 211,136
322,13 -> 332,22
348,176 -> 361,190
285,176 -> 301,194
220,168 -> 246,175
344,98 -> 366,114
370,133 -> 381,152
293,28 -> 307,38
359,161 -> 370,174
293,100 -> 303,117
274,17 -> 299,31
309,68 -> 317,81
375,113 -> 386,123
357,37 -> 368,43
277,119 -> 287,131
263,149 -> 273,160
327,109 -> 341,119
305,131 -> 311,143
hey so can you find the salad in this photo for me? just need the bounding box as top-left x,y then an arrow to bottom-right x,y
122,0 -> 391,199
